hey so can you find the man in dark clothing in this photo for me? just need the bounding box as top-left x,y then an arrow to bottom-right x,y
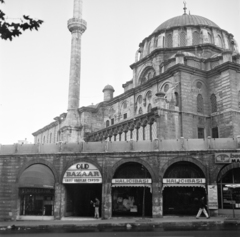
196,196 -> 209,219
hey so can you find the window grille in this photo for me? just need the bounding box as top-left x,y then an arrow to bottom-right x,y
139,107 -> 143,115
124,113 -> 127,119
174,92 -> 179,107
106,120 -> 110,127
197,94 -> 204,113
210,94 -> 217,113
192,31 -> 199,45
180,31 -> 186,46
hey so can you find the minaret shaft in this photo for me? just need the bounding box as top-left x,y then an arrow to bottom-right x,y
60,0 -> 87,142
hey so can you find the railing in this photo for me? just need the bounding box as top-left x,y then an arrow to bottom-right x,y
0,136 -> 240,155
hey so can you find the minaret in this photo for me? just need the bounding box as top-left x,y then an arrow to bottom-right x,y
61,0 -> 87,142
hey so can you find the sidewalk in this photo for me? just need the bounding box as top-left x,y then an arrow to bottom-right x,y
0,216 -> 240,233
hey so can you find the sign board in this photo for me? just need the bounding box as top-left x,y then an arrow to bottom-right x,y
208,185 -> 218,209
215,153 -> 240,163
63,162 -> 102,183
112,179 -> 152,184
163,178 -> 205,184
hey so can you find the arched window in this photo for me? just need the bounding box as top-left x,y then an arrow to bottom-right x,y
166,34 -> 173,48
208,32 -> 212,43
180,31 -> 186,46
147,103 -> 152,112
147,41 -> 151,54
217,35 -> 223,48
106,120 -> 110,127
174,92 -> 179,107
162,36 -> 165,48
192,31 -> 199,45
197,94 -> 204,113
210,94 -> 217,113
139,68 -> 155,85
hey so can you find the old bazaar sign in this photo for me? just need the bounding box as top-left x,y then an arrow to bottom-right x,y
163,178 -> 206,184
63,163 -> 102,183
215,153 -> 240,163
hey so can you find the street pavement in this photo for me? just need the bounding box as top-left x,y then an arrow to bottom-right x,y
0,215 -> 240,233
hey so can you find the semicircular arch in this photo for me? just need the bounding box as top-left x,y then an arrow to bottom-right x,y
16,158 -> 59,184
161,157 -> 207,179
217,163 -> 240,182
110,158 -> 158,183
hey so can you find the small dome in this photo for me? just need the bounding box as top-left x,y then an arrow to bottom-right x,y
153,14 -> 220,33
103,84 -> 115,92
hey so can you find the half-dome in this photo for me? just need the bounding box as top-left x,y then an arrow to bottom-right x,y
153,14 -> 220,33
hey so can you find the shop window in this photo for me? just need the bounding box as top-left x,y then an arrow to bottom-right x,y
198,127 -> 204,139
166,34 -> 173,48
192,31 -> 199,45
180,31 -> 186,46
197,94 -> 204,113
218,168 -> 240,209
111,118 -> 114,125
210,94 -> 217,113
106,120 -> 110,127
212,127 -> 219,138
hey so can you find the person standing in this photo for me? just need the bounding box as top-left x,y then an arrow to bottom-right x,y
91,198 -> 100,219
196,196 -> 209,219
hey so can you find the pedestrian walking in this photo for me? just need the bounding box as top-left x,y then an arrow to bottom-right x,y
91,197 -> 100,218
196,196 -> 209,219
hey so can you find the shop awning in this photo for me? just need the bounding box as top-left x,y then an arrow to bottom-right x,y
19,164 -> 55,189
112,183 -> 152,192
162,183 -> 206,190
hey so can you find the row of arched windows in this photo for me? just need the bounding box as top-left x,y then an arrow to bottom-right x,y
145,30 -> 225,54
197,93 -> 217,113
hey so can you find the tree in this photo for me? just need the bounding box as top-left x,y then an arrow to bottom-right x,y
0,0 -> 43,41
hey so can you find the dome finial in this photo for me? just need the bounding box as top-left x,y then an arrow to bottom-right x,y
183,1 -> 187,15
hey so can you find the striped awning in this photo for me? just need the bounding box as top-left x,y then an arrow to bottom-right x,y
19,164 -> 55,189
162,183 -> 206,190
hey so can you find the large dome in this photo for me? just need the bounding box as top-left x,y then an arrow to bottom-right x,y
153,14 -> 220,33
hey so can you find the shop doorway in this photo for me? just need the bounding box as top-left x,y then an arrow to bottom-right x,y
65,184 -> 102,217
112,162 -> 152,217
163,161 -> 206,216
163,186 -> 205,215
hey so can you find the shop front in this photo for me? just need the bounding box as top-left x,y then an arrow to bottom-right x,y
18,164 -> 55,220
216,153 -> 240,212
112,162 -> 152,217
162,161 -> 206,216
62,162 -> 102,217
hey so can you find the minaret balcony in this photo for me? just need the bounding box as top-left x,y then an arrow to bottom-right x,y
68,18 -> 87,33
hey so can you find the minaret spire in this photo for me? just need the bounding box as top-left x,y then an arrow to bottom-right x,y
183,1 -> 187,15
60,0 -> 87,142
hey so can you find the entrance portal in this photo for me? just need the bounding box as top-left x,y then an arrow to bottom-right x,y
112,162 -> 152,217
163,161 -> 206,216
163,186 -> 205,215
65,184 -> 101,217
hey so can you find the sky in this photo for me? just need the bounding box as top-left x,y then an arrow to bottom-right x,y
0,0 -> 240,145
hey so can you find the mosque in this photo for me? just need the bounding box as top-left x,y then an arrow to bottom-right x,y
0,0 -> 240,221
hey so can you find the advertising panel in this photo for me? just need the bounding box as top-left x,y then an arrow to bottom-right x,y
208,185 -> 218,209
